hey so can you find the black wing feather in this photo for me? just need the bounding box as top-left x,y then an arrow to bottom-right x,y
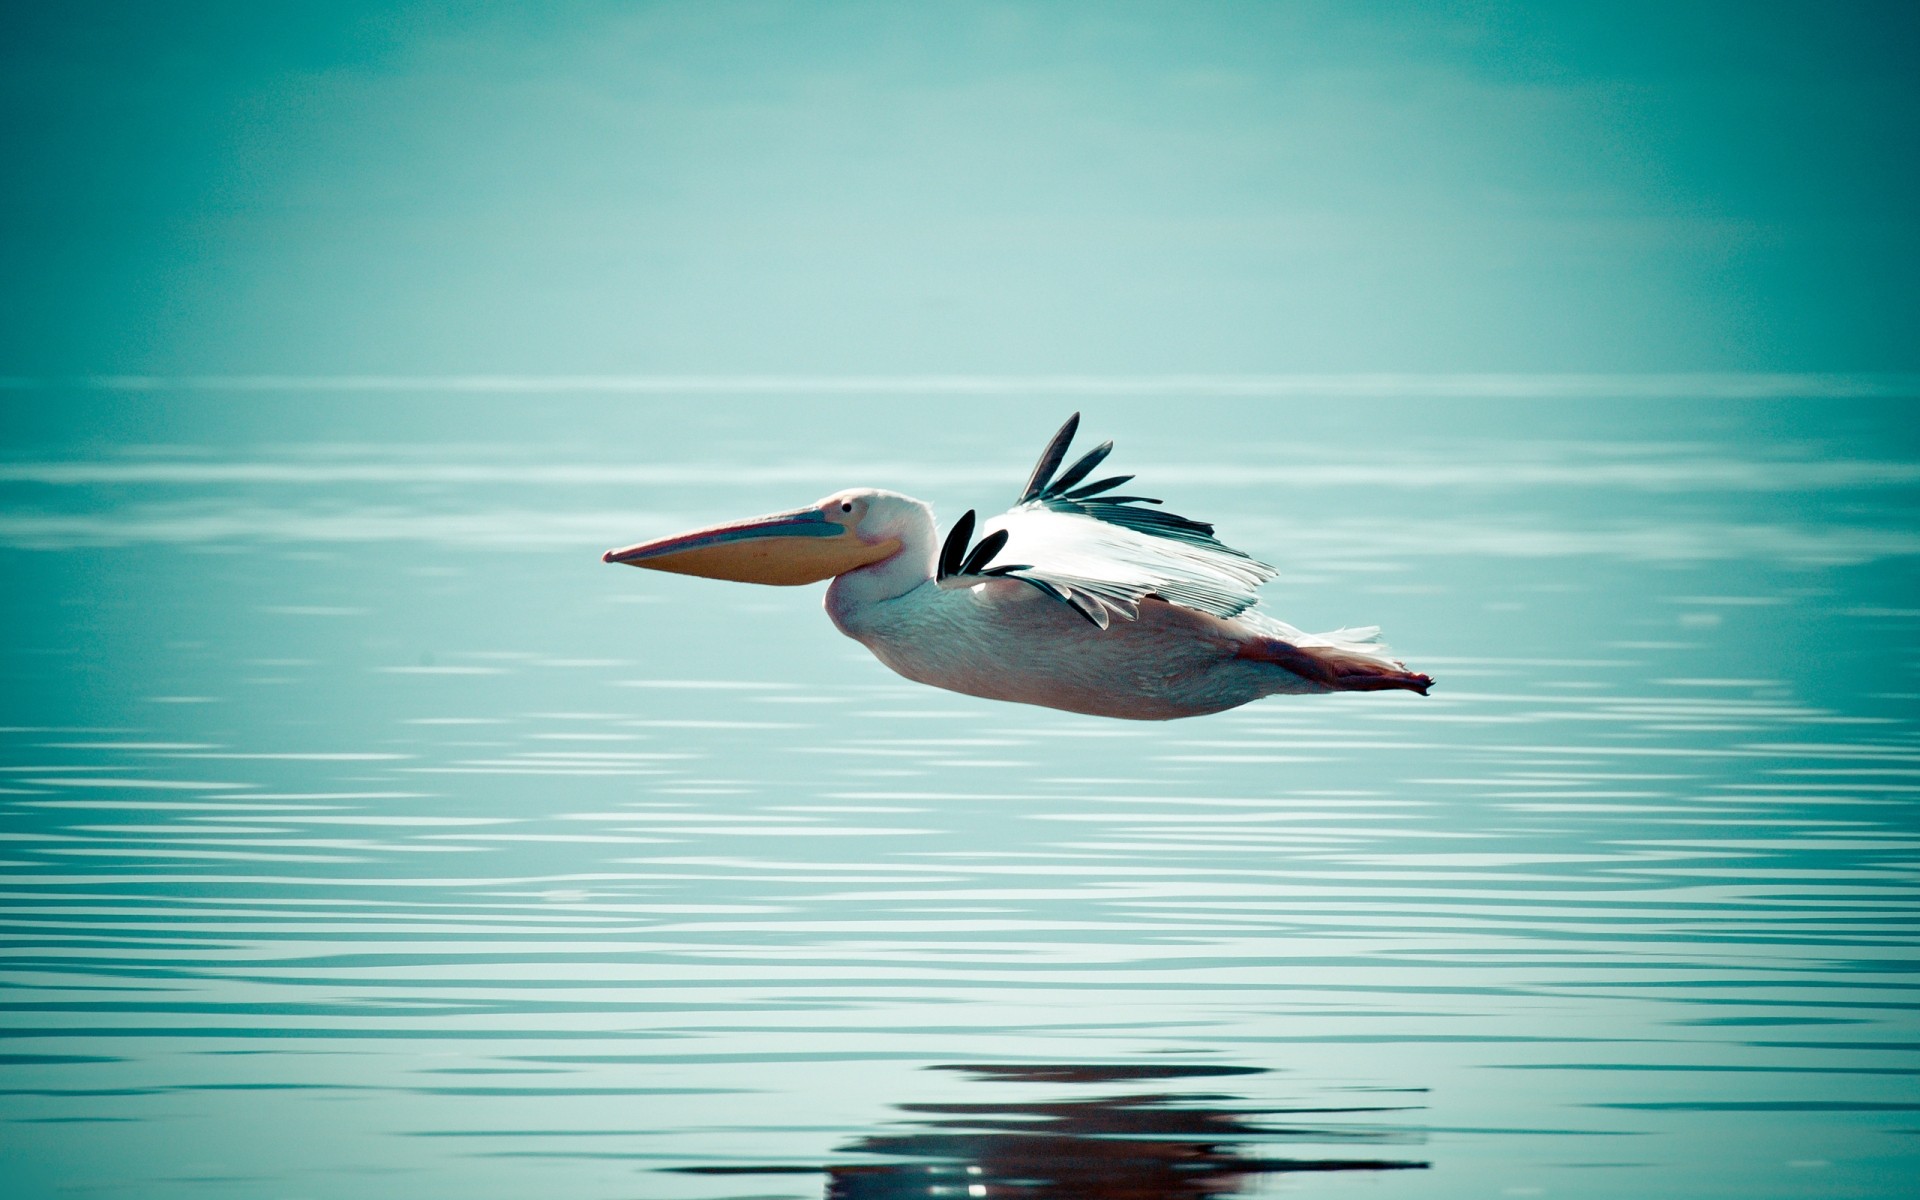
1019,413 -> 1080,503
958,529 -> 1010,576
1047,440 -> 1114,496
1063,474 -> 1133,500
1011,415 -> 1224,550
939,514 -> 1027,584
937,509 -> 976,580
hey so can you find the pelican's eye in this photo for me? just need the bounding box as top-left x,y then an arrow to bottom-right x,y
840,501 -> 854,513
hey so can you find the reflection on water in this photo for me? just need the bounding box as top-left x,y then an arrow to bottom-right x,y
680,1064 -> 1426,1197
1,392 -> 1917,1200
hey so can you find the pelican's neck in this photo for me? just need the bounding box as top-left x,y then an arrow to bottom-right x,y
824,497 -> 936,634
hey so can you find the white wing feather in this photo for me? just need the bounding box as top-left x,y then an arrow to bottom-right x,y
967,504 -> 1275,629
932,413 -> 1277,629
925,415 -> 1426,693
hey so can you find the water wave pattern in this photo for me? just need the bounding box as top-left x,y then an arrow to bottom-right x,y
2,402 -> 1916,1199
7,370 -> 1920,398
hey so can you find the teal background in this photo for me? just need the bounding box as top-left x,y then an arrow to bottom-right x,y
3,5 -> 1919,1200
3,1 -> 1917,377
2,395 -> 1917,1200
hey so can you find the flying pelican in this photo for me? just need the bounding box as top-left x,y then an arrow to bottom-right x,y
603,415 -> 1431,720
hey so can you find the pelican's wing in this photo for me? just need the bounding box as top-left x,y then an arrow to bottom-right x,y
936,413 -> 1276,629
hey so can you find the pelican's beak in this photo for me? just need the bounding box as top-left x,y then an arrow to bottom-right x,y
602,505 -> 900,586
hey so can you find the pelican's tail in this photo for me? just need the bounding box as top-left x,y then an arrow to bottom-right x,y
1235,619 -> 1433,696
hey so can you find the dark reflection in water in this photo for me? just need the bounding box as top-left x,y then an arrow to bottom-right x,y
679,1063 -> 1427,1198
3,396 -> 1917,1200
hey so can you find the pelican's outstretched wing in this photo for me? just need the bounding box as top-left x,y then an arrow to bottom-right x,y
937,413 -> 1276,629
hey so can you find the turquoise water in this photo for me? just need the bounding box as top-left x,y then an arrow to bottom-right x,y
2,388 -> 1917,1198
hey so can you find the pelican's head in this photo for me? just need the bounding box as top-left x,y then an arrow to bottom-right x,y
602,488 -> 921,585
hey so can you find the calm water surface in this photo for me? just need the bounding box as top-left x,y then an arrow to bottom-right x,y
2,392 -> 1916,1198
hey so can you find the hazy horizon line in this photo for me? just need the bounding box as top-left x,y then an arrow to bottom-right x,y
3,372 -> 1918,398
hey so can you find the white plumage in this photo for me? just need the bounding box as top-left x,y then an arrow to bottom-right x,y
961,504 -> 1275,627
606,413 -> 1431,720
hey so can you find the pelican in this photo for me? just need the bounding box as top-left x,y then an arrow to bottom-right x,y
603,415 -> 1431,720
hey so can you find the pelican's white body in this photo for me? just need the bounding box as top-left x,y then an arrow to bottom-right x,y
819,493 -> 1377,720
604,424 -> 1430,720
832,575 -> 1328,719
